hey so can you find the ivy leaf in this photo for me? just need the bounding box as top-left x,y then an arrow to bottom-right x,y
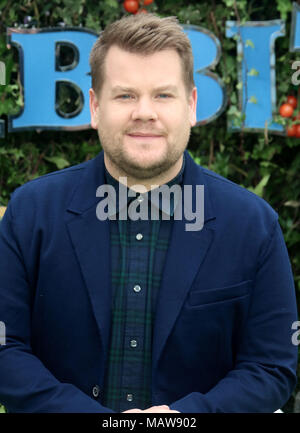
276,0 -> 292,20
44,156 -> 70,170
248,96 -> 258,104
248,68 -> 259,76
245,39 -> 255,49
223,0 -> 235,7
248,174 -> 271,197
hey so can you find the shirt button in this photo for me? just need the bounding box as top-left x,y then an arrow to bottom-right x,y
92,385 -> 100,398
137,195 -> 144,203
130,339 -> 138,348
133,285 -> 141,293
136,233 -> 143,240
127,393 -> 133,402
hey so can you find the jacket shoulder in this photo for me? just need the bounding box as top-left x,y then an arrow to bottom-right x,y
6,155 -> 102,221
10,155 -> 99,202
200,165 -> 278,223
14,159 -> 89,193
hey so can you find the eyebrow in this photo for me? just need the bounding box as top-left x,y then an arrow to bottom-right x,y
111,85 -> 179,94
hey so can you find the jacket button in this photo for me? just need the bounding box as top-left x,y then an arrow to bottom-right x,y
92,385 -> 100,398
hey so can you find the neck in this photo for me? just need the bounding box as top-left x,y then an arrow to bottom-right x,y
104,154 -> 183,193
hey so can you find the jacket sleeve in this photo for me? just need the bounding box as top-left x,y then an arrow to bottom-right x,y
169,219 -> 298,413
0,199 -> 114,413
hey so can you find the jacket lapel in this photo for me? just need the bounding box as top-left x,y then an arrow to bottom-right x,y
152,151 -> 216,374
64,150 -> 216,376
65,152 -> 112,358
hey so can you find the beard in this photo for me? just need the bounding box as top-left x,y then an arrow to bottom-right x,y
97,126 -> 191,181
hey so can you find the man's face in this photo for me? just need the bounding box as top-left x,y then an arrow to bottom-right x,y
89,45 -> 197,180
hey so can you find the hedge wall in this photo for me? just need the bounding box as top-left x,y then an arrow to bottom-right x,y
0,0 -> 299,413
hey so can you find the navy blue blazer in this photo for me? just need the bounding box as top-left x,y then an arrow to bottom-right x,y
0,150 -> 298,412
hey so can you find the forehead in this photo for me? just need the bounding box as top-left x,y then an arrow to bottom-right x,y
103,45 -> 184,89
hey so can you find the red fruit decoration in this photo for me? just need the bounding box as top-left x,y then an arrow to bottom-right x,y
280,94 -> 299,137
143,0 -> 154,5
279,103 -> 294,118
286,95 -> 297,109
286,124 -> 297,137
124,0 -> 139,13
295,124 -> 300,138
294,112 -> 300,120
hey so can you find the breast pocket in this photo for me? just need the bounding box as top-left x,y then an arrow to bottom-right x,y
188,280 -> 253,308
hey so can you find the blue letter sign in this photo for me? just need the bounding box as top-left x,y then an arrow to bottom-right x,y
290,2 -> 300,52
291,3 -> 300,85
183,25 -> 227,125
8,28 -> 98,132
1,18 -> 294,137
226,20 -> 285,134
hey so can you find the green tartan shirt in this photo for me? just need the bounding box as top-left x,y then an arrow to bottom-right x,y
102,155 -> 185,412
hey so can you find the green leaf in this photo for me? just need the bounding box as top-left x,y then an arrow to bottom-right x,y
223,0 -> 235,7
44,156 -> 70,170
248,96 -> 258,104
248,68 -> 259,76
245,39 -> 255,49
248,174 -> 271,197
276,0 -> 292,20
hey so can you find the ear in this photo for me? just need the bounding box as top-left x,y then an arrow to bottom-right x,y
188,86 -> 197,127
89,88 -> 100,130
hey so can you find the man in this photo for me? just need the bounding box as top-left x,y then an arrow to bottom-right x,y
0,13 -> 298,413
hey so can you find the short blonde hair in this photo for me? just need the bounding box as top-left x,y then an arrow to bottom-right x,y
89,13 -> 195,96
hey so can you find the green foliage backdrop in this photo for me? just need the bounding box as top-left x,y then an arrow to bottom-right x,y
0,0 -> 299,413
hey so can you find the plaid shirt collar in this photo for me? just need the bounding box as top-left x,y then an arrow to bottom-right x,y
104,153 -> 185,218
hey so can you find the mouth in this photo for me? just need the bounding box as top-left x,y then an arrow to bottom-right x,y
126,132 -> 164,139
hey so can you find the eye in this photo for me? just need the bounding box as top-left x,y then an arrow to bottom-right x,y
117,94 -> 133,100
157,93 -> 172,99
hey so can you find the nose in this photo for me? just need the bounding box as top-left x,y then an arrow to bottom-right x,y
131,96 -> 158,122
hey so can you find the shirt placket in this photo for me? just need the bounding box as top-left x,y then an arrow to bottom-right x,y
118,215 -> 150,411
